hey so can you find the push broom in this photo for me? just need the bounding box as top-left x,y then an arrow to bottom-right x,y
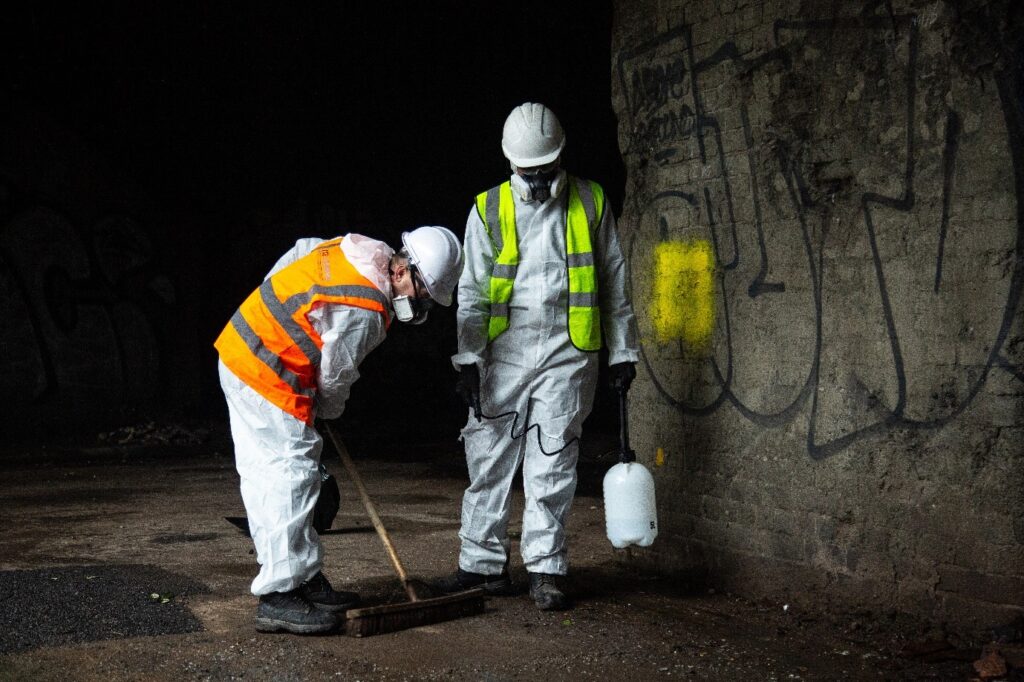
323,423 -> 486,637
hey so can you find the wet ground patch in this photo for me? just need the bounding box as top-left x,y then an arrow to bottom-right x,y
0,564 -> 209,654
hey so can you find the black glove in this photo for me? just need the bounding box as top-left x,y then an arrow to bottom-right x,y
455,364 -> 482,421
608,362 -> 637,392
312,463 -> 340,534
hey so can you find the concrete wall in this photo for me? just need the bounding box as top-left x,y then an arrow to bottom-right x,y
611,0 -> 1024,627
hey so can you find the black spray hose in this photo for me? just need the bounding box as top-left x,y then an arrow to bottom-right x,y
617,386 -> 636,464
473,408 -> 580,457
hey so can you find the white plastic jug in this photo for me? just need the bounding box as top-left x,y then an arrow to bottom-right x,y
603,461 -> 658,548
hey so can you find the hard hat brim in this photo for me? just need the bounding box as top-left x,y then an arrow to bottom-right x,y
501,141 -> 564,169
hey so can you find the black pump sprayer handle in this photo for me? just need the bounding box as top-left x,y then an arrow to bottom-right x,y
618,385 -> 636,464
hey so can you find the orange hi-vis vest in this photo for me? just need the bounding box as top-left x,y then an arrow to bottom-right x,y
215,238 -> 391,425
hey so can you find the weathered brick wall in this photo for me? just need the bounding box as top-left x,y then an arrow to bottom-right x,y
611,0 -> 1024,627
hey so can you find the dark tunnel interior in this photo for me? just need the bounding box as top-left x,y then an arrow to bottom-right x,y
0,2 -> 627,449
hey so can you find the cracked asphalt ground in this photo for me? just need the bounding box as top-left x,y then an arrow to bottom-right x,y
0,427 -> 977,681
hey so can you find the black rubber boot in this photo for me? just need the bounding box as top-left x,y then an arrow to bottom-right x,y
528,572 -> 569,611
435,568 -> 513,596
255,588 -> 338,634
299,571 -> 360,612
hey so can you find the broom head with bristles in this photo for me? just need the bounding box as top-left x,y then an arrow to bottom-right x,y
344,588 -> 487,637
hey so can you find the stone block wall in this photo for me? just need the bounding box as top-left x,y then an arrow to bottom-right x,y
611,0 -> 1024,627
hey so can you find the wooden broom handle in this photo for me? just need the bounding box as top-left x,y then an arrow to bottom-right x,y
323,424 -> 419,602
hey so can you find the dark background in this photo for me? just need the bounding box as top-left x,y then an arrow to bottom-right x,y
1,2 -> 626,447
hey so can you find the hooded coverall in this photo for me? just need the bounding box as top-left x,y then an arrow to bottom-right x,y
216,234 -> 393,595
453,171 -> 640,576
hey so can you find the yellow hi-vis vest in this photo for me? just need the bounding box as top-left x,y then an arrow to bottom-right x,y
214,238 -> 391,425
475,175 -> 605,351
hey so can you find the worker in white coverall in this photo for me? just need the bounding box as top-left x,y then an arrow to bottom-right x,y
215,227 -> 463,634
437,103 -> 640,610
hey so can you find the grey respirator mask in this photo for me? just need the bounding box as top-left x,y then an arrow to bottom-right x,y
511,164 -> 562,203
392,264 -> 434,325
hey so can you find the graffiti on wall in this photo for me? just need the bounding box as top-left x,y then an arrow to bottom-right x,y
0,183 -> 174,432
618,14 -> 1024,458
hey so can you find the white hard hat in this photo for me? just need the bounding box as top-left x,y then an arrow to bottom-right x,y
501,102 -> 565,168
400,226 -> 464,307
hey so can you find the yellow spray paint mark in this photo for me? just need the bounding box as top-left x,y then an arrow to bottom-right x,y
651,240 -> 715,348
655,447 -> 665,467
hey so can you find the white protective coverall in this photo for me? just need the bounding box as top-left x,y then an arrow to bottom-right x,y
219,234 -> 392,595
453,171 -> 640,576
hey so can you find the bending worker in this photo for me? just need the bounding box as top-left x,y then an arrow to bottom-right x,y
215,227 -> 463,634
439,102 -> 640,610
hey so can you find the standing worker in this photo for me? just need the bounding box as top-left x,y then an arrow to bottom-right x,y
215,227 -> 463,633
439,103 -> 640,610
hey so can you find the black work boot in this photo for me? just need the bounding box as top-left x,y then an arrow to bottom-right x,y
528,572 -> 569,611
299,571 -> 360,612
435,568 -> 513,596
255,588 -> 338,634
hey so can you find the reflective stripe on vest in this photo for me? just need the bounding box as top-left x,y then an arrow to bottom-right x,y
474,175 -> 605,351
214,238 -> 390,424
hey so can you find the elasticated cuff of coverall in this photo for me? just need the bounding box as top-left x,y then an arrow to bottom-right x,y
523,559 -> 568,576
251,576 -> 305,597
607,348 -> 641,366
458,556 -> 508,577
451,352 -> 484,371
251,560 -> 324,596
